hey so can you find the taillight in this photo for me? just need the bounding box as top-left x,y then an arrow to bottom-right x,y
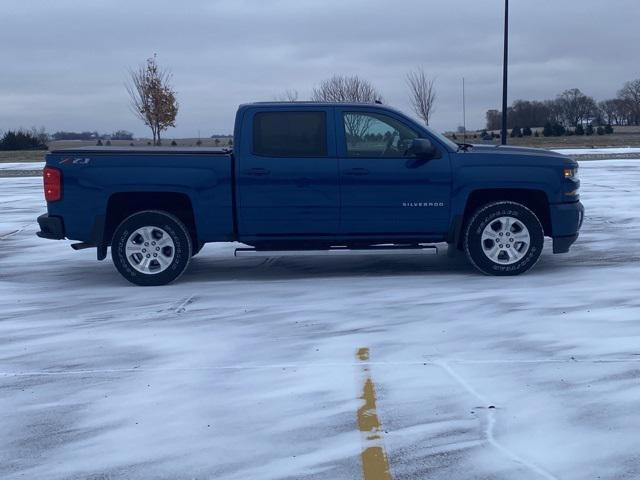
43,166 -> 62,202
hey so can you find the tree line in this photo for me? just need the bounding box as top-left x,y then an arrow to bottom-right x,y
0,128 -> 135,151
51,130 -> 134,141
486,79 -> 640,132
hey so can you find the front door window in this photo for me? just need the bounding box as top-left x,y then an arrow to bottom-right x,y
343,112 -> 418,158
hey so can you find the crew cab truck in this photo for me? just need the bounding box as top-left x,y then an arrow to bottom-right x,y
37,102 -> 584,286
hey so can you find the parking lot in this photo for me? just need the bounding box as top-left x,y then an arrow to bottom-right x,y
2,160 -> 640,480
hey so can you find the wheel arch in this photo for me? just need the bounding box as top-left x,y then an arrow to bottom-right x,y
104,192 -> 198,248
454,188 -> 552,249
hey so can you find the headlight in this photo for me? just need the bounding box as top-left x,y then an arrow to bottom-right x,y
563,165 -> 580,197
563,166 -> 578,179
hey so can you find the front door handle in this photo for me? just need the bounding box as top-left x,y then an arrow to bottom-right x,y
344,168 -> 370,176
245,168 -> 271,176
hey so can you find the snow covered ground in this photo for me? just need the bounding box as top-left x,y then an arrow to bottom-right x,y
552,146 -> 640,155
1,161 -> 640,480
0,161 -> 44,170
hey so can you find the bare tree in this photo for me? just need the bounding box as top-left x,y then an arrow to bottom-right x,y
311,75 -> 383,103
544,99 -> 564,125
275,89 -> 299,102
557,88 -> 596,127
312,75 -> 383,140
485,109 -> 501,131
406,68 -> 436,126
598,99 -> 622,126
127,54 -> 178,146
618,79 -> 640,125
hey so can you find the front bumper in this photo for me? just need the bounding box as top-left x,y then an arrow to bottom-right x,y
553,234 -> 579,254
550,201 -> 584,253
36,213 -> 65,240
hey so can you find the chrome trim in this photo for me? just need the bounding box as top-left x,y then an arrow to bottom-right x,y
234,245 -> 438,258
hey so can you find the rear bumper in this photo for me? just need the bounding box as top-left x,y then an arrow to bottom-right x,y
36,213 -> 65,240
550,201 -> 584,253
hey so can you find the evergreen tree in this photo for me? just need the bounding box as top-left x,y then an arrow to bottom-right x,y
604,124 -> 614,134
585,124 -> 594,135
575,124 -> 585,135
522,127 -> 533,136
543,122 -> 553,137
0,129 -> 48,150
552,123 -> 566,136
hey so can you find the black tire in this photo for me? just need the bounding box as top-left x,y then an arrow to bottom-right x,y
464,201 -> 543,276
111,210 -> 192,286
192,241 -> 204,257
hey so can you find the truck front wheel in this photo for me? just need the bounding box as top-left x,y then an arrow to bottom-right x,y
464,201 -> 543,276
111,210 -> 192,286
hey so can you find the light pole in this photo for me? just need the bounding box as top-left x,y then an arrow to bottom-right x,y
501,0 -> 509,145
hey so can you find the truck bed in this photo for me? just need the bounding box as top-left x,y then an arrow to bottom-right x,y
44,147 -> 235,245
51,146 -> 231,155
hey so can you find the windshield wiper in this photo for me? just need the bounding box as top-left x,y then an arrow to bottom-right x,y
456,143 -> 474,152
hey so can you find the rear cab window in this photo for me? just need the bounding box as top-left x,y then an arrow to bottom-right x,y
253,111 -> 327,157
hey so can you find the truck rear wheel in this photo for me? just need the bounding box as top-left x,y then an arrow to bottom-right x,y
111,210 -> 192,286
464,201 -> 543,276
192,241 -> 204,256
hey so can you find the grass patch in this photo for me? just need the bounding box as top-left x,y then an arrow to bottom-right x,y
0,151 -> 47,163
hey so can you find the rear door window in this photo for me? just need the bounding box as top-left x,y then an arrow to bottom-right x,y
253,111 -> 327,157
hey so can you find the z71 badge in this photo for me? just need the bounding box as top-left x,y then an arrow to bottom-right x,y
59,157 -> 91,165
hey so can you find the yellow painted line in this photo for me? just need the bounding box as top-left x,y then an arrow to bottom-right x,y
356,347 -> 392,480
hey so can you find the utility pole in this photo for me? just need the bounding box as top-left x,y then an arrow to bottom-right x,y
501,0 -> 509,145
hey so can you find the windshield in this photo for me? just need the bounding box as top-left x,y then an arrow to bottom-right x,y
422,125 -> 460,151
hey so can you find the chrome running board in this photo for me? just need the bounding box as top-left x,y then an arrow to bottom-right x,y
234,245 -> 438,258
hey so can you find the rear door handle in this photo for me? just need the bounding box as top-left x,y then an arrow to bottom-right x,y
296,177 -> 313,187
245,168 -> 271,176
344,168 -> 370,176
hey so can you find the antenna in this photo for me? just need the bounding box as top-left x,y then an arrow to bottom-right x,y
462,77 -> 467,143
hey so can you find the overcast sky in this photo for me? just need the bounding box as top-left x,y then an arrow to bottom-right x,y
2,0 -> 639,137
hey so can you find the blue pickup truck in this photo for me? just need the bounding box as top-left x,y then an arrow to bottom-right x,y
37,102 -> 583,285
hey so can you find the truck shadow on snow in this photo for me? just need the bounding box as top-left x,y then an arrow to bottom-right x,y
179,245 -> 599,283
181,251 -> 481,283
52,243 -> 595,286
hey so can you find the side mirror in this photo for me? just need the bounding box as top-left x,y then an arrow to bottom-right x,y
408,138 -> 437,159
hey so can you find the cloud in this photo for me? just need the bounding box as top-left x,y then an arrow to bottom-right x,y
1,0 -> 639,136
